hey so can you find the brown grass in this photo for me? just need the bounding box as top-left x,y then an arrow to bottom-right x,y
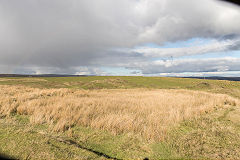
0,85 -> 238,141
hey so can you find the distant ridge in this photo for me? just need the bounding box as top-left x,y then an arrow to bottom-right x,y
0,74 -> 92,77
1,75 -> 240,82
183,76 -> 240,82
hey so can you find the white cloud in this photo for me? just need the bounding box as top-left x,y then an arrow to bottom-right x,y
126,57 -> 240,74
158,71 -> 240,77
132,39 -> 238,58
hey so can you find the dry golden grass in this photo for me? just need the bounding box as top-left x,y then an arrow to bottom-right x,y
0,85 -> 238,141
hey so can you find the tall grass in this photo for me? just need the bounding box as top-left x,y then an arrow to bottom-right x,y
0,85 -> 237,141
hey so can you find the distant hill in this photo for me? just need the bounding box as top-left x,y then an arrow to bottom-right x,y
183,77 -> 240,81
1,74 -> 240,82
0,74 -> 90,77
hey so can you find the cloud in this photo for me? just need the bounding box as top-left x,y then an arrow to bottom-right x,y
0,0 -> 240,74
126,57 -> 240,74
131,38 -> 239,58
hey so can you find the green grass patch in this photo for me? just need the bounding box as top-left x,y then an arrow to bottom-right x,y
1,76 -> 240,96
168,106 -> 240,159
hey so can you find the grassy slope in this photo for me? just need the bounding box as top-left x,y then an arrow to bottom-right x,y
1,76 -> 240,102
1,76 -> 240,159
1,105 -> 240,159
1,76 -> 240,93
0,115 -> 169,159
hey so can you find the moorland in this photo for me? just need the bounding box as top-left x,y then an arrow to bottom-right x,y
1,76 -> 240,159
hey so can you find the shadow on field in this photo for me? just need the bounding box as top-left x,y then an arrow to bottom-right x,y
53,138 -> 122,160
0,153 -> 16,160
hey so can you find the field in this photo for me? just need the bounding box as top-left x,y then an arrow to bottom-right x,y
1,76 -> 240,159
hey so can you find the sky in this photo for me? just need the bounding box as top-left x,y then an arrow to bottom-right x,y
0,0 -> 240,76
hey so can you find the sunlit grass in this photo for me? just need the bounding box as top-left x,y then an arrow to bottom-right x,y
0,85 -> 238,141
